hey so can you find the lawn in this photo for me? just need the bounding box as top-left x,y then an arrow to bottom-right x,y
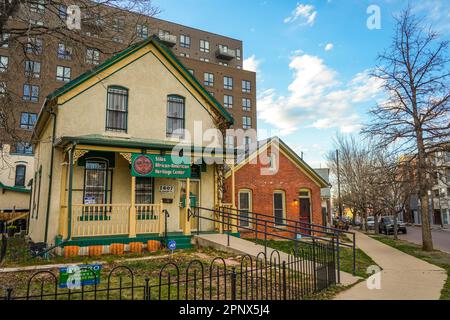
371,235 -> 450,300
255,239 -> 377,279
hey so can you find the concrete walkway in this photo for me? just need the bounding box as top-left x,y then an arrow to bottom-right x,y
194,233 -> 361,286
335,231 -> 447,300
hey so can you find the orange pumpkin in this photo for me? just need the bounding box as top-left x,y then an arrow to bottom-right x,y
64,246 -> 80,258
110,243 -> 125,255
147,240 -> 161,253
129,242 -> 143,254
88,245 -> 103,256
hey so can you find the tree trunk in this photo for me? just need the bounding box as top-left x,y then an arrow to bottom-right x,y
420,193 -> 433,251
393,212 -> 398,240
374,213 -> 379,234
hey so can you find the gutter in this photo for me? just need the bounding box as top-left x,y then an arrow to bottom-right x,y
43,109 -> 57,244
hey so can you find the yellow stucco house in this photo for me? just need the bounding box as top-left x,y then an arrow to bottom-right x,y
28,36 -> 235,252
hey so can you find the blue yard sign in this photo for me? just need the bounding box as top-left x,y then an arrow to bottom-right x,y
59,264 -> 102,289
168,240 -> 177,251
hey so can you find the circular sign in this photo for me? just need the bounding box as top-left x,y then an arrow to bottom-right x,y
168,240 -> 177,251
133,155 -> 153,175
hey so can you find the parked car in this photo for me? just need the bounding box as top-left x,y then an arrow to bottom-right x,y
367,216 -> 375,230
379,216 -> 407,235
333,216 -> 350,231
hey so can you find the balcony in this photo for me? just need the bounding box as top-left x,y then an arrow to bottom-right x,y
216,47 -> 235,60
158,32 -> 177,47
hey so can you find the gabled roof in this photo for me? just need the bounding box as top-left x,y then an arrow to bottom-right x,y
227,137 -> 330,188
35,35 -> 233,137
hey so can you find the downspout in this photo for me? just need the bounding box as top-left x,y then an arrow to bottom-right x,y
43,110 -> 57,244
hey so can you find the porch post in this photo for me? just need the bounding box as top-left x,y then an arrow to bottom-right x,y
67,146 -> 74,239
183,178 -> 191,235
58,152 -> 69,238
129,175 -> 137,238
231,163 -> 238,233
159,200 -> 165,236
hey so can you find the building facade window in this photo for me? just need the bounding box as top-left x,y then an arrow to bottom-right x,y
56,66 -> 71,82
1,33 -> 9,48
224,76 -> 233,90
224,95 -> 233,108
0,82 -> 6,95
0,56 -> 8,72
200,57 -> 210,62
84,160 -> 108,205
20,112 -> 37,130
23,84 -> 39,102
15,142 -> 33,155
136,177 -> 154,204
112,36 -> 124,43
30,0 -> 46,13
225,135 -> 234,149
58,4 -> 67,19
26,38 -> 43,55
15,165 -> 26,187
86,48 -> 100,65
238,189 -> 252,227
57,43 -> 72,60
136,24 -> 148,39
273,191 -> 286,226
242,98 -> 251,111
204,72 -> 214,86
242,116 -> 252,129
200,39 -> 210,52
166,95 -> 185,138
106,86 -> 128,133
180,35 -> 191,48
236,48 -> 241,60
113,18 -> 125,33
242,80 -> 251,93
24,60 -> 41,78
180,52 -> 190,58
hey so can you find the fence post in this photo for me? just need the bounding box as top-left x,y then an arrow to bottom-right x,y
312,238 -> 317,292
6,288 -> 12,300
144,278 -> 150,300
282,261 -> 287,300
264,221 -> 267,257
336,231 -> 341,284
231,267 -> 237,300
352,233 -> 356,276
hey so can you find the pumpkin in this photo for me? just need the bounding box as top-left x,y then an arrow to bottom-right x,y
88,245 -> 103,256
129,242 -> 143,254
64,246 -> 80,258
110,243 -> 125,255
147,240 -> 161,253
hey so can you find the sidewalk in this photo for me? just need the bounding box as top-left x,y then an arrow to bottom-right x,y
335,231 -> 447,300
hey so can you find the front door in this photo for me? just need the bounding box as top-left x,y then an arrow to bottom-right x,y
179,180 -> 200,229
299,197 -> 311,224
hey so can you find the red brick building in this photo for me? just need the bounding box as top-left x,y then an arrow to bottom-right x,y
223,138 -> 330,236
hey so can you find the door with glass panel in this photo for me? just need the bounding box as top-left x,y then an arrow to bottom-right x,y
179,180 -> 200,229
83,160 -> 108,218
135,177 -> 154,219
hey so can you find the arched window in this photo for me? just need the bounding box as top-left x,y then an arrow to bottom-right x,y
15,164 -> 26,187
166,95 -> 185,138
106,86 -> 128,133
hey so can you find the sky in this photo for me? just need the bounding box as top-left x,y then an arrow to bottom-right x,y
151,0 -> 450,168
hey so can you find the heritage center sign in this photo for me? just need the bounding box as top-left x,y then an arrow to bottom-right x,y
131,154 -> 191,178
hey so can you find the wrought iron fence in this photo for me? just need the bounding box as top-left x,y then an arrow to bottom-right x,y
1,245 -> 336,300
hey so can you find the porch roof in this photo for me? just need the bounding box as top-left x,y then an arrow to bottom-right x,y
55,134 -> 237,156
0,182 -> 31,194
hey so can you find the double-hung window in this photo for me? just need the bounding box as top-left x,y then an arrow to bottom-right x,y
23,84 -> 39,102
204,72 -> 214,87
113,18 -> 125,33
242,98 -> 251,111
200,39 -> 210,52
25,60 -> 41,78
15,165 -> 26,187
57,43 -> 72,60
16,142 -> 33,155
84,160 -> 108,205
1,33 -> 9,48
166,95 -> 185,138
56,66 -> 71,82
224,76 -> 233,90
20,112 -> 37,130
273,191 -> 286,226
26,37 -> 43,55
180,35 -> 191,48
242,80 -> 251,93
136,24 -> 148,39
242,116 -> 252,129
224,95 -> 233,108
238,190 -> 252,227
106,86 -> 128,133
86,48 -> 100,65
0,56 -> 8,72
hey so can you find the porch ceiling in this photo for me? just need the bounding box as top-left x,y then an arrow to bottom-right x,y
55,134 -> 237,157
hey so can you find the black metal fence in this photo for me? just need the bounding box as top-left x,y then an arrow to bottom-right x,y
1,244 -> 336,300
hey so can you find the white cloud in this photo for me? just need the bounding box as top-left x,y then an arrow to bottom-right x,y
243,54 -> 262,73
324,43 -> 334,51
284,3 -> 317,26
257,53 -> 384,136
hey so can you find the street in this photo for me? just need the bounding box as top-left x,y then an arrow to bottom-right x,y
398,226 -> 450,253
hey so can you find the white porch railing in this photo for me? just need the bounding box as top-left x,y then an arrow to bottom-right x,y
71,204 -> 162,238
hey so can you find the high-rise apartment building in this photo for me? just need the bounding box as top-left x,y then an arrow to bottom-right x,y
0,1 -> 257,156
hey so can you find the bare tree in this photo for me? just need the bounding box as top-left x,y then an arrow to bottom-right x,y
0,0 -> 160,147
363,7 -> 449,251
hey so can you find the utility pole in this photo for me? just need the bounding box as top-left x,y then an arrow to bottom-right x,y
336,149 -> 343,218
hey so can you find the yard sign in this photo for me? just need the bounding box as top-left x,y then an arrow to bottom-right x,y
131,154 -> 191,178
59,264 -> 102,288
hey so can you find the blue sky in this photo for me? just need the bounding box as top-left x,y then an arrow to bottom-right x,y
152,0 -> 450,167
